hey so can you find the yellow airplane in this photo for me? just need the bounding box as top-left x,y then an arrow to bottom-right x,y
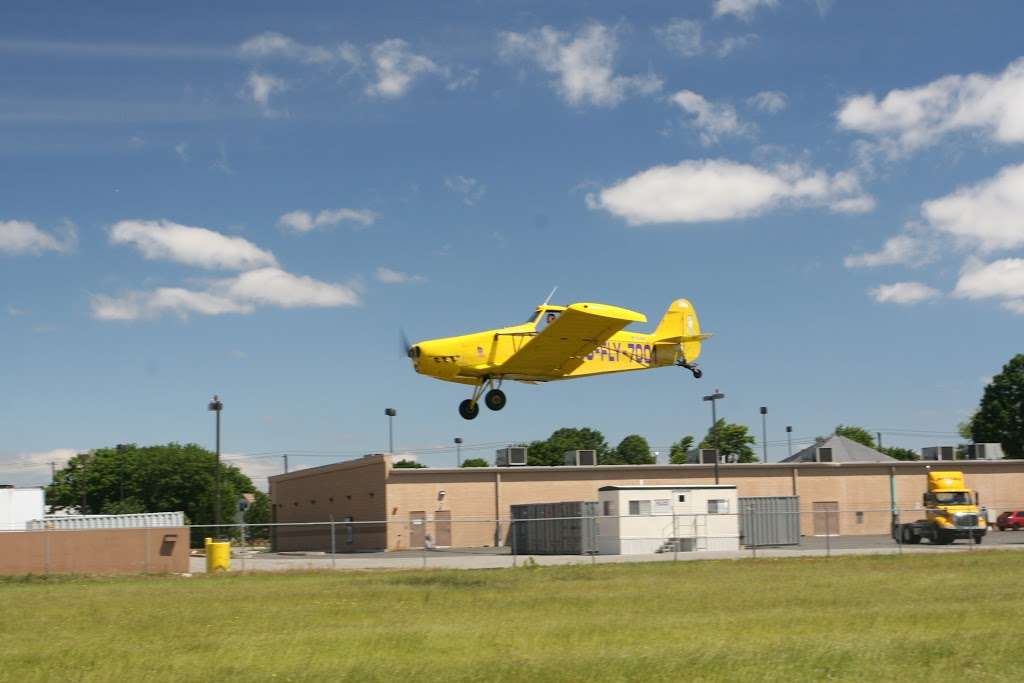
405,296 -> 710,419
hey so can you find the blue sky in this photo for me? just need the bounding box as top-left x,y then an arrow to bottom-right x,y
4,0 -> 1024,487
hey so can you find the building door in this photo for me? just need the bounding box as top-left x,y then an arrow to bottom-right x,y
435,510 -> 452,547
410,511 -> 426,547
813,501 -> 840,536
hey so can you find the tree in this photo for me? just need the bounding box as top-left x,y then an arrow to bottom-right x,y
244,490 -> 272,541
834,425 -> 876,448
881,446 -> 919,461
609,434 -> 655,465
669,436 -> 695,464
700,419 -> 757,463
970,354 -> 1024,458
460,458 -> 489,468
524,427 -> 611,466
47,443 -> 255,527
393,460 -> 426,468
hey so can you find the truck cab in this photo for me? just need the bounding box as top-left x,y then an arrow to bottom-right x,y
893,471 -> 987,545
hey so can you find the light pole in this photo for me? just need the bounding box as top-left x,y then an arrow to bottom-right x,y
702,390 -> 725,484
786,426 -> 793,459
760,407 -> 768,464
385,408 -> 397,454
454,437 -> 463,467
207,395 -> 223,528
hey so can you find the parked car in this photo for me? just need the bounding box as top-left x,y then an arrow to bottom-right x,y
996,510 -> 1024,531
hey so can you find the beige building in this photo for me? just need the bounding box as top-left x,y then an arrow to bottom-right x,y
269,454 -> 1024,552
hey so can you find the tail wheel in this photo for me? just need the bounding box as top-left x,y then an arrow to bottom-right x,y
458,399 -> 480,420
692,368 -> 703,379
484,389 -> 507,411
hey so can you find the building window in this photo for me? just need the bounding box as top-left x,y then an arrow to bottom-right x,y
677,494 -> 686,503
628,500 -> 652,516
856,511 -> 864,524
603,501 -> 614,516
708,499 -> 730,514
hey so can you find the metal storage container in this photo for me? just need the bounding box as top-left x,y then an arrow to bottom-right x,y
27,511 -> 185,530
739,496 -> 799,547
510,501 -> 599,555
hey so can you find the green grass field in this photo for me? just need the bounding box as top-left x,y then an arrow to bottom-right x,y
2,553 -> 1021,682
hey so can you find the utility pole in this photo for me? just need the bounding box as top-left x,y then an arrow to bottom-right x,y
786,426 -> 793,459
283,454 -> 289,474
877,432 -> 883,450
208,395 -> 224,529
454,437 -> 463,467
702,390 -> 725,484
760,407 -> 768,464
50,461 -> 56,482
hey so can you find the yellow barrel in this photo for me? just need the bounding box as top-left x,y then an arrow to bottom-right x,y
205,537 -> 231,572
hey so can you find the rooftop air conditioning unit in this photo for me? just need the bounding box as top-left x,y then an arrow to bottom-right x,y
496,447 -> 528,467
815,447 -> 833,463
564,449 -> 597,466
922,446 -> 956,461
966,443 -> 1004,460
698,448 -> 719,464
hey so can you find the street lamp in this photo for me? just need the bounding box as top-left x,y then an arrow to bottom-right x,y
786,426 -> 793,459
454,437 -> 463,467
385,408 -> 397,454
207,395 -> 223,528
760,407 -> 768,464
702,390 -> 725,484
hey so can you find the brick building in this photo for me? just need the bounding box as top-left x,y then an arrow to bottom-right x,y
269,454 -> 1024,552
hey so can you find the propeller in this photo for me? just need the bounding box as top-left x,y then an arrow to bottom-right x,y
400,329 -> 413,359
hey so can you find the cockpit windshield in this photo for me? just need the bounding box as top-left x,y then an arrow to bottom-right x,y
525,311 -> 540,323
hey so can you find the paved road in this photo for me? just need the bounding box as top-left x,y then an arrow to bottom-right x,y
191,531 -> 1024,573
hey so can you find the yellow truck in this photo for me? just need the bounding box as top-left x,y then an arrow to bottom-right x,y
892,471 -> 987,545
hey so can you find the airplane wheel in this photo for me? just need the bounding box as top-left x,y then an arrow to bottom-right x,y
692,368 -> 703,379
485,389 -> 507,411
458,399 -> 479,420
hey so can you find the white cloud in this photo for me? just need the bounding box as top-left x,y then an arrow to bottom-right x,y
0,219 -> 77,255
7,304 -> 27,316
656,19 -> 704,57
365,39 -> 444,98
91,268 -> 360,321
844,233 -> 934,268
1003,300 -> 1024,315
919,163 -> 1024,253
870,282 -> 942,305
221,268 -> 360,308
244,71 -> 287,110
587,159 -> 874,225
715,34 -> 758,57
714,0 -> 779,21
238,31 -> 357,66
277,208 -> 377,233
174,142 -> 188,161
443,175 -> 486,205
91,287 -> 255,320
109,219 -> 278,270
375,267 -> 427,285
953,257 -> 1024,302
837,57 -> 1024,154
670,90 -> 748,144
747,90 -> 788,114
0,448 -> 78,488
500,23 -> 662,107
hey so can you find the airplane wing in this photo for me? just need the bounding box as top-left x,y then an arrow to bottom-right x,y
495,303 -> 646,378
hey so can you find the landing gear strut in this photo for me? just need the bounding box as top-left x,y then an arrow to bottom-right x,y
459,378 -> 506,419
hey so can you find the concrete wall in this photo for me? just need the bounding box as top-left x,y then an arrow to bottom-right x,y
0,527 -> 189,575
270,455 -> 388,552
271,457 -> 1024,551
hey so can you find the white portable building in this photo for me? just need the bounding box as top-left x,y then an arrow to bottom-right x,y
0,487 -> 46,531
597,484 -> 739,554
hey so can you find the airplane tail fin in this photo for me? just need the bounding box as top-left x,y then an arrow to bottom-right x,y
652,299 -> 710,363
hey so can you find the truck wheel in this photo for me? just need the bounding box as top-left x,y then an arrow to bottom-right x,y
1014,524 -> 1021,531
973,534 -> 983,545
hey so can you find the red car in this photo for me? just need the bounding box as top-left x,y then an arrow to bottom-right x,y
997,510 -> 1024,531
